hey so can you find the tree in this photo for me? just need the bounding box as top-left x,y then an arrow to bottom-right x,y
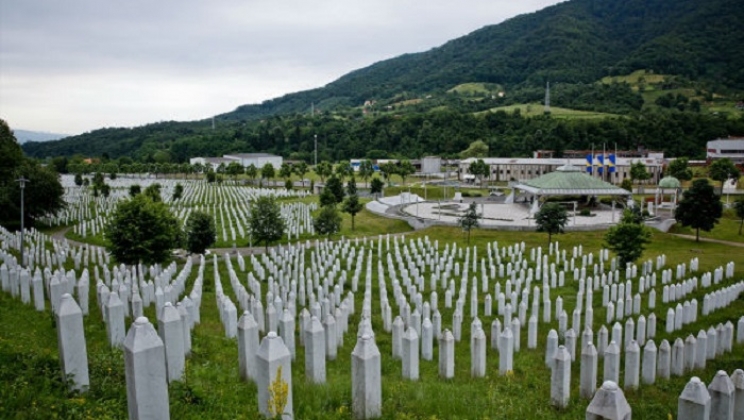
459,140 -> 489,158
293,161 -> 308,187
249,196 -> 285,250
173,183 -> 184,200
313,204 -> 342,237
458,202 -> 480,245
325,175 -> 345,204
667,157 -> 693,181
319,188 -> 337,207
129,184 -> 141,197
315,161 -> 333,183
74,173 -> 83,187
246,164 -> 258,185
358,160 -> 374,187
343,178 -> 364,231
279,162 -> 294,182
397,160 -> 415,186
734,199 -> 744,235
535,202 -> 568,245
104,194 -> 183,265
226,161 -> 244,183
335,161 -> 352,181
185,210 -> 216,254
261,163 -> 275,186
206,170 -> 216,183
708,158 -> 740,195
99,183 -> 111,198
380,162 -> 398,186
675,179 -> 723,242
605,211 -> 652,267
630,161 -> 650,191
144,183 -> 162,202
370,177 -> 384,198
468,159 -> 490,186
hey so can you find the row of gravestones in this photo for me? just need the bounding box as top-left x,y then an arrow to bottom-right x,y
192,236 -> 744,418
582,369 -> 744,420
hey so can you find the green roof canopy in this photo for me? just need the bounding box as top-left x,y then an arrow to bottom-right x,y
658,176 -> 681,189
515,165 -> 631,196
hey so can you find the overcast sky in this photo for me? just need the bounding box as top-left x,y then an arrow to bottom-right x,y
0,0 -> 562,135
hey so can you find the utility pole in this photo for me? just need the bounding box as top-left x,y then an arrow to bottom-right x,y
314,134 -> 318,167
16,177 -> 28,267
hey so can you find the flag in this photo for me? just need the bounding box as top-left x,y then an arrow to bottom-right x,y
585,154 -> 593,173
608,154 -> 616,173
595,154 -> 604,175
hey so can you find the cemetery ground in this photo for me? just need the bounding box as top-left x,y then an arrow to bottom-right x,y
1,224 -> 743,419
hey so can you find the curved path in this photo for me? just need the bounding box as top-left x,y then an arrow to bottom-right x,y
669,234 -> 744,248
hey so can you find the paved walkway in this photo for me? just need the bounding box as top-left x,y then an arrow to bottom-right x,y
670,234 -> 744,248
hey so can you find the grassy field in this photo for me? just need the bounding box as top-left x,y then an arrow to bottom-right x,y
482,103 -> 616,119
2,224 -> 743,419
668,209 -> 744,244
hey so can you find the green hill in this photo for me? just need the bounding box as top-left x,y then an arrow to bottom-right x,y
22,0 -> 744,161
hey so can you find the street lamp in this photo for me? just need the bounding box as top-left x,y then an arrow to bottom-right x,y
16,176 -> 29,267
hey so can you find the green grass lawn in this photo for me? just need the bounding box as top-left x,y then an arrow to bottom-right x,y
481,103 -> 617,119
668,213 -> 744,244
2,227 -> 743,419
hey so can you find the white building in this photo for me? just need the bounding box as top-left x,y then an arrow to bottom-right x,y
459,156 -> 664,185
189,157 -> 235,171
222,153 -> 283,169
706,138 -> 744,164
190,153 -> 283,170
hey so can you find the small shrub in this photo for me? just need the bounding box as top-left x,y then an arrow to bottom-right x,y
579,208 -> 592,216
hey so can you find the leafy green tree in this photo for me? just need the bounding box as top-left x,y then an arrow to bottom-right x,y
249,196 -> 285,250
346,176 -> 358,196
74,173 -> 83,187
319,188 -> 337,207
605,211 -> 652,267
380,162 -> 398,186
315,161 -> 333,183
535,202 -> 568,245
458,202 -> 480,245
468,159 -> 490,186
285,179 -> 293,190
0,119 -> 24,183
144,183 -> 162,202
734,199 -> 744,235
261,163 -> 276,186
173,183 -> 184,200
92,172 -> 105,187
226,161 -> 244,182
129,184 -> 141,197
675,179 -> 723,242
630,161 -> 650,188
313,204 -> 342,237
335,161 -> 352,181
51,156 -> 68,174
325,175 -> 345,204
279,163 -> 294,182
620,179 -> 633,192
185,210 -> 216,254
708,158 -> 740,195
667,157 -> 693,181
246,164 -> 258,185
358,160 -> 375,187
460,140 -> 489,158
293,161 -> 308,187
370,177 -> 384,198
216,162 -> 227,174
206,170 -> 216,183
99,183 -> 111,198
397,160 -> 415,186
105,194 -> 183,265
342,179 -> 363,231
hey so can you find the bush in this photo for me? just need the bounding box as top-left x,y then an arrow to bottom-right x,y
579,208 -> 592,216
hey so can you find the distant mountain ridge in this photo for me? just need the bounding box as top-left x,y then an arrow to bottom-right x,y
221,0 -> 744,121
22,0 -> 744,161
14,129 -> 68,144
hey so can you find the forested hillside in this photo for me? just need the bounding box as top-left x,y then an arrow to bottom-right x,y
22,0 -> 744,162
